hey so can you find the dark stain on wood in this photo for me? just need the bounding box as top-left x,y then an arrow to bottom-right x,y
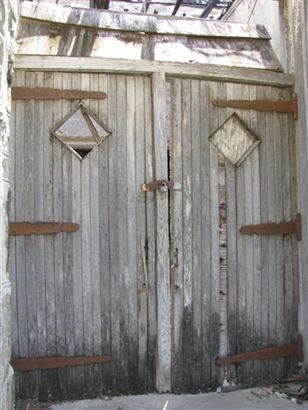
10,222 -> 80,235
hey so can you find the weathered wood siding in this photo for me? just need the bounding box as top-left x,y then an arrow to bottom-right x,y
167,78 -> 298,392
10,71 -> 156,400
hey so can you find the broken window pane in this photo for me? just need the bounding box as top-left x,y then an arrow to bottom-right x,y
52,103 -> 110,159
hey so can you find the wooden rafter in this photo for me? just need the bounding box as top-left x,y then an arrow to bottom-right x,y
172,0 -> 183,16
141,0 -> 151,13
200,0 -> 217,18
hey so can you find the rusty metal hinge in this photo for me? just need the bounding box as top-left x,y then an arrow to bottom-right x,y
9,222 -> 80,236
215,335 -> 303,366
240,213 -> 301,241
212,93 -> 298,120
11,355 -> 112,372
142,180 -> 182,193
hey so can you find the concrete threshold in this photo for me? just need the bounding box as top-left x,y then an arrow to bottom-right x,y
44,388 -> 308,410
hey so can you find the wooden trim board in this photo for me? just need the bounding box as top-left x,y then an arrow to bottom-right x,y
14,56 -> 294,88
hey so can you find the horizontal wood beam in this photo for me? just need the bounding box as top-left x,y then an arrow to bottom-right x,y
12,87 -> 107,100
212,93 -> 298,119
10,222 -> 80,236
240,214 -> 301,241
216,336 -> 303,366
11,355 -> 111,371
20,1 -> 270,39
14,56 -> 295,88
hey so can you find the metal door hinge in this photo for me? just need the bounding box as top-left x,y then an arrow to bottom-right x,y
212,92 -> 298,120
142,180 -> 182,193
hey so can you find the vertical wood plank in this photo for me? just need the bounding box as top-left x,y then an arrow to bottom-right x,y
135,76 -> 147,393
181,78 -> 193,393
272,87 -> 284,379
89,74 -> 103,397
98,73 -> 112,395
51,73 -> 66,400
42,71 -> 57,400
200,80 -> 212,389
52,72 -> 66,400
266,86 -> 278,382
126,75 -> 139,392
80,72 -> 94,399
209,82 -> 222,388
144,76 -> 156,392
24,71 -> 38,398
191,79 -> 202,390
108,74 -> 120,394
249,84 -> 262,385
14,71 -> 28,398
61,72 -> 75,399
169,77 -> 183,393
116,75 -> 129,394
152,72 -> 171,392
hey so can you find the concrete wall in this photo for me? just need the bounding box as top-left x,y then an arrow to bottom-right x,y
0,1 -> 17,409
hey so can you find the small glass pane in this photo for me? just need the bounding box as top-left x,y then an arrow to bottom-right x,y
52,104 -> 110,159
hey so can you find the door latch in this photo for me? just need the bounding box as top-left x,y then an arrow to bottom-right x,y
142,180 -> 182,193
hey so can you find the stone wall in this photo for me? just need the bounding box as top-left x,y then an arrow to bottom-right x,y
0,1 -> 17,409
283,0 -> 308,371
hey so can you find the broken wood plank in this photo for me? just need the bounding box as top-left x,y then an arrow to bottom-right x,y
212,94 -> 298,119
216,336 -> 303,366
12,87 -> 107,100
11,355 -> 112,371
10,222 -> 80,236
240,213 -> 301,241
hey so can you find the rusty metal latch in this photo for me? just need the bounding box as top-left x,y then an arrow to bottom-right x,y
142,180 -> 182,193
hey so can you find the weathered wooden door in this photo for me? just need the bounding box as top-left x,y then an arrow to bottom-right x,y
10,71 -> 158,400
167,77 -> 299,392
10,71 -> 299,400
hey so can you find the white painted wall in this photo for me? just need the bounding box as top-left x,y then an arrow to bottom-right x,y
224,0 -> 286,69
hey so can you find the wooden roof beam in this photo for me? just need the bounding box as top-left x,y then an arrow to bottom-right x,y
200,0 -> 217,18
20,1 -> 271,39
172,0 -> 183,16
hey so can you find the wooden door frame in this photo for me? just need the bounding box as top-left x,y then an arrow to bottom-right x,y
152,72 -> 171,392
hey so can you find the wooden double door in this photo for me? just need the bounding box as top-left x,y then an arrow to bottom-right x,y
10,71 -> 298,400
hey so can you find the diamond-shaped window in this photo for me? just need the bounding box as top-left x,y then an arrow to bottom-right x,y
52,103 -> 111,159
209,113 -> 260,166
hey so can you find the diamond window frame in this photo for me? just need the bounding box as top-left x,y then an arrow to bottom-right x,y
51,103 -> 111,160
209,113 -> 260,167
